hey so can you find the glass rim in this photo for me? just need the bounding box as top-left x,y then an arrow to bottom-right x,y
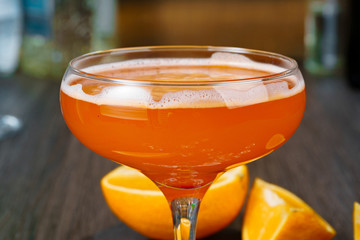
68,45 -> 299,86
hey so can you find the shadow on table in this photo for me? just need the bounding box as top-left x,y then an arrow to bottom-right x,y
83,224 -> 241,240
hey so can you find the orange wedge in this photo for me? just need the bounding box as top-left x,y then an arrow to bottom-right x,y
243,178 -> 336,240
355,202 -> 360,240
101,165 -> 248,239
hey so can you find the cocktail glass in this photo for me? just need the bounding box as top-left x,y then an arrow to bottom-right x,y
60,46 -> 306,240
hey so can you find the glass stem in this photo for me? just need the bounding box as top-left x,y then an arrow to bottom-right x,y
171,197 -> 200,240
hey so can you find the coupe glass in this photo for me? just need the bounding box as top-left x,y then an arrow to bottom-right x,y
60,46 -> 306,240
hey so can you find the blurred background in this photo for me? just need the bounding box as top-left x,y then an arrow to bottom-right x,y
0,0 -> 357,84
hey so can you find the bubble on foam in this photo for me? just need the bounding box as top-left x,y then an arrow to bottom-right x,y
211,52 -> 252,63
215,83 -> 269,108
97,86 -> 152,106
209,52 -> 286,74
149,89 -> 223,108
266,81 -> 290,99
61,83 -> 95,104
265,74 -> 305,100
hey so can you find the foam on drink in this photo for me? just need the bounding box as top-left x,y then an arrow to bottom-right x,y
61,53 -> 304,108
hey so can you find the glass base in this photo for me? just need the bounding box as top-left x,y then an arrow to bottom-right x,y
171,197 -> 200,240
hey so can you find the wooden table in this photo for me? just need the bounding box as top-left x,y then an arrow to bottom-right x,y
0,72 -> 359,239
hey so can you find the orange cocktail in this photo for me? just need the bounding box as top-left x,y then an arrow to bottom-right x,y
60,46 -> 305,240
61,67 -> 305,190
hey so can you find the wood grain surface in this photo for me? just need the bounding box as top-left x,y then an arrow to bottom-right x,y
0,72 -> 359,239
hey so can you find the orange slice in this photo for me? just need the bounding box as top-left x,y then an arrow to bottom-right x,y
355,202 -> 360,240
101,165 -> 248,239
243,178 -> 336,240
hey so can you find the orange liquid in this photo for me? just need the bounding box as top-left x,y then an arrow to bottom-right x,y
60,65 -> 306,196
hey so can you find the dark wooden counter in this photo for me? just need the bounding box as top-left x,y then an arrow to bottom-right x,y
0,72 -> 359,239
